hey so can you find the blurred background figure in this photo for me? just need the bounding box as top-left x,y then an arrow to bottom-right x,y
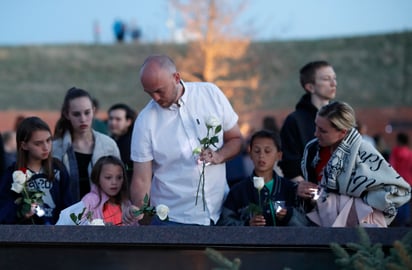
389,132 -> 412,226
357,120 -> 376,148
107,103 -> 136,181
129,19 -> 142,43
92,98 -> 108,135
93,20 -> 101,44
262,115 -> 279,134
373,133 -> 390,161
0,134 -> 5,177
113,19 -> 126,43
2,131 -> 17,169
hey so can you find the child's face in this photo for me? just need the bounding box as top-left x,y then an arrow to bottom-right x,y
249,137 -> 281,174
21,130 -> 52,161
99,164 -> 124,198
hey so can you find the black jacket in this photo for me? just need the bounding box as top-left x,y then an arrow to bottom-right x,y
113,130 -> 133,181
279,93 -> 318,179
217,171 -> 297,226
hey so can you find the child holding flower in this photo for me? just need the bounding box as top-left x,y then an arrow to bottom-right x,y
218,130 -> 298,226
0,117 -> 74,224
57,155 -> 140,225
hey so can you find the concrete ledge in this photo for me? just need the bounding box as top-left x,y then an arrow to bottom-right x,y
0,225 -> 409,246
0,226 -> 409,269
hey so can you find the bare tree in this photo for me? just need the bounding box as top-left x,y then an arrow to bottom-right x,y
170,0 -> 260,113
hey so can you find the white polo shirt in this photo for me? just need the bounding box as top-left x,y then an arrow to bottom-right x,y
131,81 -> 238,225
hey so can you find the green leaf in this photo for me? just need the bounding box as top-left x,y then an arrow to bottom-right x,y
70,213 -> 78,225
214,125 -> 222,134
21,203 -> 31,216
133,209 -> 143,217
209,136 -> 219,145
143,194 -> 149,205
14,197 -> 23,204
23,198 -> 32,204
248,203 -> 262,215
199,138 -> 209,145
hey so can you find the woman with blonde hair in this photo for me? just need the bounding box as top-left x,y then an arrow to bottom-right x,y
299,101 -> 410,227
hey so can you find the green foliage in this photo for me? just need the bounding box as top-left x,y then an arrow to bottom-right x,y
70,207 -> 92,225
248,202 -> 262,215
330,228 -> 412,270
1,31 -> 411,113
131,194 -> 157,217
205,248 -> 241,270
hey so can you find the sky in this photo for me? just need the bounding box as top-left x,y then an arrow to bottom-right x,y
0,0 -> 411,45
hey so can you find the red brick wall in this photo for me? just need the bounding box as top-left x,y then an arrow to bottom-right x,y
1,108 -> 412,150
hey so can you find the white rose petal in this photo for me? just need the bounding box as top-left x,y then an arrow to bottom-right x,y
206,116 -> 220,127
90,219 -> 105,226
12,171 -> 27,184
253,176 -> 265,191
34,206 -> 45,217
26,170 -> 34,180
156,204 -> 169,221
11,182 -> 24,193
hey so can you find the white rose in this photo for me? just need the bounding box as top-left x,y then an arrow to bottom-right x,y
11,182 -> 24,193
90,219 -> 105,226
253,176 -> 265,191
156,204 -> 169,221
12,170 -> 27,185
206,116 -> 220,127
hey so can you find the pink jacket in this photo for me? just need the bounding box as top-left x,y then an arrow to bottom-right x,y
81,184 -> 134,224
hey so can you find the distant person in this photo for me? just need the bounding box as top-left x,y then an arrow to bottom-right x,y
113,19 -> 126,43
107,103 -> 136,180
13,115 -> 25,131
218,130 -> 297,226
389,132 -> 412,226
225,139 -> 248,188
92,98 -> 108,135
0,117 -> 74,224
93,20 -> 101,44
53,87 -> 120,201
356,120 -> 376,148
127,55 -> 242,226
57,156 -> 140,226
262,116 -> 279,133
0,134 -> 5,177
2,131 -> 17,169
373,134 -> 390,161
129,19 -> 142,43
279,60 -> 337,183
300,101 -> 410,227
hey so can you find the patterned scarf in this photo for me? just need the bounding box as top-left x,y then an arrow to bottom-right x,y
303,128 -> 411,225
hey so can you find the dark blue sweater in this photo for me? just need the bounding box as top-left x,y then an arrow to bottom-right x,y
0,159 -> 74,225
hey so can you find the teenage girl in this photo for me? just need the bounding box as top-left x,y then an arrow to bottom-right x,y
0,116 -> 74,224
53,87 -> 120,201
